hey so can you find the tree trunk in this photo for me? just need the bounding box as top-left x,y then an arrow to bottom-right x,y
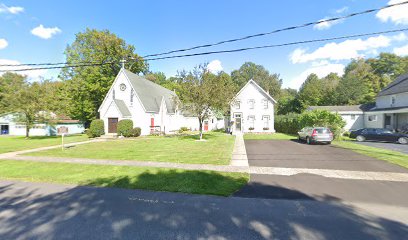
25,125 -> 30,138
198,117 -> 203,140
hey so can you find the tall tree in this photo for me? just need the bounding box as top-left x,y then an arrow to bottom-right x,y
277,88 -> 301,115
367,53 -> 408,80
144,71 -> 167,85
178,65 -> 235,140
297,73 -> 323,109
320,73 -> 341,105
0,72 -> 25,114
60,28 -> 148,124
5,78 -> 56,137
231,62 -> 282,98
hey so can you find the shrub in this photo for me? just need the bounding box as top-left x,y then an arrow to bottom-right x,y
263,127 -> 269,131
130,127 -> 141,137
275,110 -> 346,138
179,126 -> 189,133
275,113 -> 300,134
298,110 -> 346,139
249,127 -> 254,131
117,119 -> 133,137
89,119 -> 104,137
343,131 -> 350,137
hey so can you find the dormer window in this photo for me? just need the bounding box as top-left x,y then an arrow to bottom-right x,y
248,99 -> 255,109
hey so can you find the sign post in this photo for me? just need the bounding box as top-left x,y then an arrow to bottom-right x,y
58,126 -> 69,150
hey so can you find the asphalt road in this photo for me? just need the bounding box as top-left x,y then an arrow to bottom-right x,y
234,140 -> 408,205
353,140 -> 408,154
1,180 -> 407,240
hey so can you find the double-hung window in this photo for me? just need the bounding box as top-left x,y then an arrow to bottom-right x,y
248,99 -> 255,109
248,115 -> 255,128
262,115 -> 270,128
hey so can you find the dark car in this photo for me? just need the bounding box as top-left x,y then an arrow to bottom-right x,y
350,128 -> 408,144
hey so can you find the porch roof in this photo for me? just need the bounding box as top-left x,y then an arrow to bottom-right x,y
367,106 -> 408,114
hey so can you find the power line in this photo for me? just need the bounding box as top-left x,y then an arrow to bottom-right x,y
142,0 -> 408,58
142,28 -> 408,60
1,0 -> 407,68
2,28 -> 407,72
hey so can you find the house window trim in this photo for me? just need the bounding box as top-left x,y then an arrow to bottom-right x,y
390,95 -> 396,106
262,115 -> 270,128
235,100 -> 241,110
130,88 -> 134,105
368,115 -> 377,122
263,99 -> 268,109
248,99 -> 255,109
248,115 -> 255,128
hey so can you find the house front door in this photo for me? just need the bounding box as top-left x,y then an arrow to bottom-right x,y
235,114 -> 242,131
204,121 -> 209,131
108,118 -> 118,133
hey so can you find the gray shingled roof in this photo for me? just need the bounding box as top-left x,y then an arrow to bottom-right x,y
114,99 -> 131,117
378,72 -> 408,96
123,69 -> 177,113
308,103 -> 375,112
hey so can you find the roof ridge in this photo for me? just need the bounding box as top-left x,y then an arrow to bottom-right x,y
123,69 -> 175,95
379,73 -> 408,94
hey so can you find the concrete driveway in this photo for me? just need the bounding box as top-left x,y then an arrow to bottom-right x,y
234,139 -> 408,206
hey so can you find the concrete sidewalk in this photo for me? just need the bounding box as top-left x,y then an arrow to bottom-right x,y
230,133 -> 249,166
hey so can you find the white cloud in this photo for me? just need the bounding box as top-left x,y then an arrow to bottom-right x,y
31,24 -> 62,39
207,60 -> 223,74
0,4 -> 24,14
290,35 -> 393,63
392,32 -> 408,41
314,7 -> 348,30
0,38 -> 8,49
0,59 -> 48,81
376,0 -> 408,25
288,63 -> 345,89
335,6 -> 348,14
394,44 -> 408,56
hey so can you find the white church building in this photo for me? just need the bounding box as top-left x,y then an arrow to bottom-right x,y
98,68 -> 223,136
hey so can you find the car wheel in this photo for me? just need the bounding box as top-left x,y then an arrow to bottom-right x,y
398,137 -> 408,144
306,137 -> 312,145
298,136 -> 302,142
356,135 -> 365,142
327,141 -> 332,145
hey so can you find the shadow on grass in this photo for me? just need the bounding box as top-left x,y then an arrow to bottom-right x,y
1,179 -> 407,239
81,169 -> 248,196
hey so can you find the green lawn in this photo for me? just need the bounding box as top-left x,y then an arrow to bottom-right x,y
0,160 -> 248,196
333,141 -> 408,169
244,132 -> 296,140
0,134 -> 89,154
27,132 -> 235,165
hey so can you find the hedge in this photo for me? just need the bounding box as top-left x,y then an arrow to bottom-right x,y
275,110 -> 346,138
117,119 -> 134,137
131,127 -> 141,137
88,119 -> 105,138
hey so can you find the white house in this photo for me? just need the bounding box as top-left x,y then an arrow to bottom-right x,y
308,72 -> 408,132
230,79 -> 276,134
98,68 -> 222,136
0,113 -> 85,136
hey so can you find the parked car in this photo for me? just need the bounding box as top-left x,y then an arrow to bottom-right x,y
298,127 -> 333,145
350,128 -> 408,144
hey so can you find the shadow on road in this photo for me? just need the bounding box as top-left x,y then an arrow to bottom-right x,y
0,180 -> 407,239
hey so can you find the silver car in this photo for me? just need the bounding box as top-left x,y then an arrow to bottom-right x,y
298,127 -> 333,145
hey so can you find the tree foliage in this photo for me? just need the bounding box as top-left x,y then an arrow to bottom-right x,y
60,28 -> 148,124
231,62 -> 282,98
177,64 -> 235,140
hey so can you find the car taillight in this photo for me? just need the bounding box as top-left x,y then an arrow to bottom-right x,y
311,129 -> 317,136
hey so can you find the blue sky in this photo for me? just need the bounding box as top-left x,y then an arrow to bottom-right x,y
1,0 -> 408,89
